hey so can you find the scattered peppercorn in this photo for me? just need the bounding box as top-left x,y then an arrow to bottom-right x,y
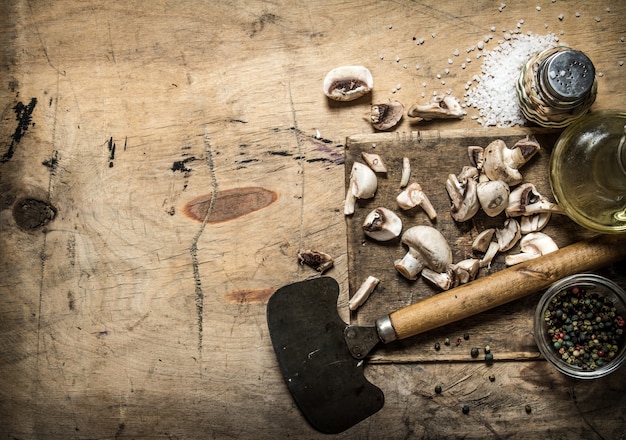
485,353 -> 494,362
544,285 -> 624,371
444,337 -> 451,346
455,338 -> 462,347
462,405 -> 470,414
484,345 -> 491,354
471,347 -> 479,358
434,342 -> 441,351
464,333 -> 470,340
525,404 -> 532,414
435,385 -> 442,394
488,374 -> 496,382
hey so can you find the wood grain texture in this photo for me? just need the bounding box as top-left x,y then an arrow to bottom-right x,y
1,0 -> 625,438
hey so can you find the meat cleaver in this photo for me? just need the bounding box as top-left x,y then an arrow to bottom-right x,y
266,234 -> 626,434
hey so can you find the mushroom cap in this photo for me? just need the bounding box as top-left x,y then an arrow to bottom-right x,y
363,207 -> 402,241
401,225 -> 452,273
323,66 -> 374,101
477,179 -> 510,217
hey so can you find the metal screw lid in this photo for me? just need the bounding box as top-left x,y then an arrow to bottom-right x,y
538,49 -> 595,107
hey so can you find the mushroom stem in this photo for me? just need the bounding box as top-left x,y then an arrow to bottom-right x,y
349,276 -> 380,311
400,157 -> 410,188
394,253 -> 425,280
397,182 -> 437,219
344,162 -> 378,215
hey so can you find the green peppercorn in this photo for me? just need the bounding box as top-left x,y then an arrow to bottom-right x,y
444,337 -> 450,346
485,353 -> 494,362
484,345 -> 491,354
435,385 -> 442,394
471,348 -> 479,358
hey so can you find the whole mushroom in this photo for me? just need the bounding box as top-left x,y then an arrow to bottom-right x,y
394,226 -> 452,280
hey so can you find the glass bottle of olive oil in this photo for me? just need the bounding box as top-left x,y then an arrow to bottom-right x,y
550,111 -> 626,233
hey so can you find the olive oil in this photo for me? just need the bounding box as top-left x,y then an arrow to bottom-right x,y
550,111 -> 626,233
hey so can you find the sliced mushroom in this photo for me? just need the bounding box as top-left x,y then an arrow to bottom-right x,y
371,100 -> 404,130
505,232 -> 559,266
298,249 -> 334,273
400,157 -> 410,188
394,225 -> 452,280
505,183 -> 563,217
477,179 -> 510,217
323,66 -> 373,101
407,94 -> 466,121
468,146 -> 484,171
344,162 -> 378,215
496,218 -> 521,252
482,137 -> 540,186
349,276 -> 380,311
363,207 -> 402,241
472,228 -> 496,253
520,212 -> 551,234
422,267 -> 453,290
361,152 -> 388,173
479,241 -> 500,269
446,169 -> 479,222
396,183 -> 437,220
452,258 -> 480,284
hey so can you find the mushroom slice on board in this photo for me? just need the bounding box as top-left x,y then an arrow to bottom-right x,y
298,249 -> 334,274
477,179 -> 510,217
361,152 -> 388,173
362,207 -> 402,241
506,183 -> 563,217
344,162 -> 377,215
348,276 -> 380,311
397,183 -> 437,220
505,232 -> 559,266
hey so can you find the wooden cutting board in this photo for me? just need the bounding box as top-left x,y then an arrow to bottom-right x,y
344,128 -> 625,362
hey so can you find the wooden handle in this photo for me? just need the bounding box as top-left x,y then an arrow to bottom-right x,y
389,234 -> 626,341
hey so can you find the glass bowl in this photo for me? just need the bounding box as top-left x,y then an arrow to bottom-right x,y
534,274 -> 626,379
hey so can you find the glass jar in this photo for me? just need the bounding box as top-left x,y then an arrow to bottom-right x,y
534,274 -> 626,379
517,46 -> 597,128
549,111 -> 626,233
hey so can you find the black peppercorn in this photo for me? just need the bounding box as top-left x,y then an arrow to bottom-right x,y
462,405 -> 470,414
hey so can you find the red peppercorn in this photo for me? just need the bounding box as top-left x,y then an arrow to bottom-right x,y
597,350 -> 606,357
571,286 -> 580,295
617,316 -> 624,328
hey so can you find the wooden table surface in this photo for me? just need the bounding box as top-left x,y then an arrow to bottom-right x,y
1,1 -> 625,438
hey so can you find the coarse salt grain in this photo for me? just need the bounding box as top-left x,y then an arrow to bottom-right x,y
464,32 -> 561,127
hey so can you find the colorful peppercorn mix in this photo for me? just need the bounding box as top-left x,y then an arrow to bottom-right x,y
544,285 -> 625,371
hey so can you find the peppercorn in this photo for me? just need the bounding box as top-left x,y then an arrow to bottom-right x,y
462,405 -> 470,414
455,338 -> 462,347
484,345 -> 491,354
463,333 -> 470,340
444,337 -> 450,346
488,374 -> 496,382
544,285 -> 624,371
471,347 -> 479,358
525,404 -> 532,414
434,342 -> 441,351
435,385 -> 442,394
485,353 -> 494,362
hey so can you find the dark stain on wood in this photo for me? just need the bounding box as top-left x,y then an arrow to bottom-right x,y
12,198 -> 57,231
1,98 -> 37,164
183,186 -> 278,224
224,288 -> 275,304
42,150 -> 59,173
171,156 -> 196,173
